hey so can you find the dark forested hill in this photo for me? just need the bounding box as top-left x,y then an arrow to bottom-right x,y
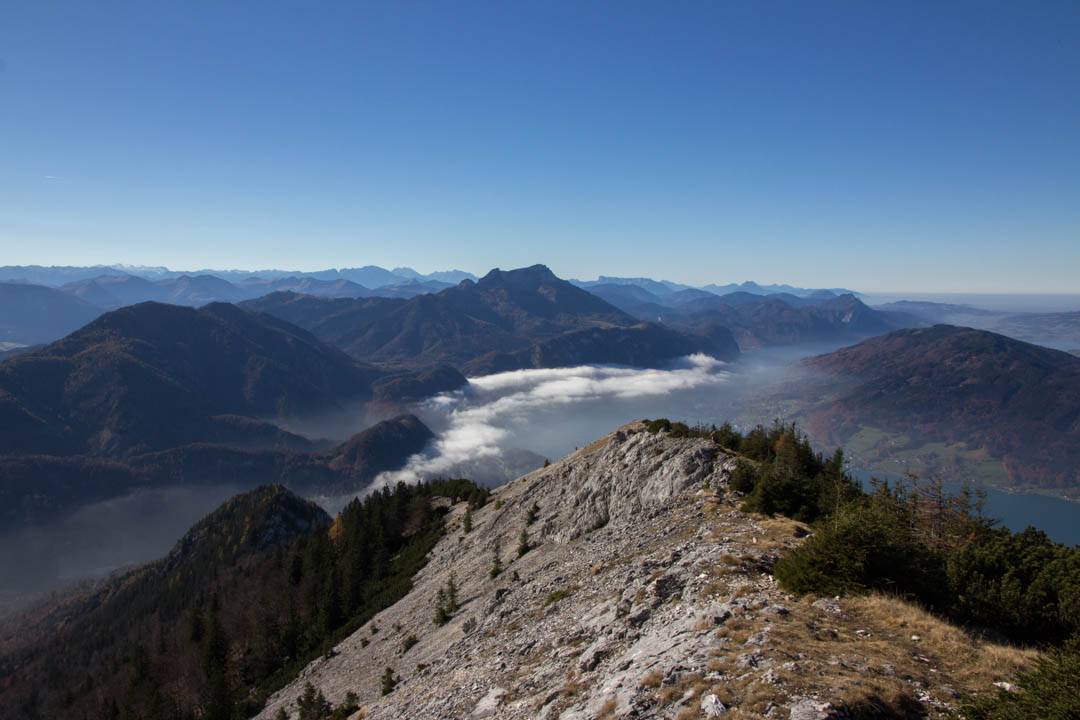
243,265 -> 738,371
800,325 -> 1080,493
0,480 -> 487,720
0,302 -> 461,458
0,302 -> 381,456
463,322 -> 739,374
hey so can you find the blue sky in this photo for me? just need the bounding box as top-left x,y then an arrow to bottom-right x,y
1,1 -> 1078,292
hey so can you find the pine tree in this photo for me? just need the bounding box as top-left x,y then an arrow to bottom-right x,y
433,574 -> 460,625
281,598 -> 302,661
288,549 -> 304,586
189,609 -> 206,643
463,506 -> 473,533
297,682 -> 331,720
381,667 -> 398,696
446,573 -> 459,613
489,539 -> 503,579
526,502 -> 539,526
433,587 -> 450,626
200,599 -> 232,720
517,528 -> 531,557
319,563 -> 343,638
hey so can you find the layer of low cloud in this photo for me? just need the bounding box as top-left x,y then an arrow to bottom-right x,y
369,354 -> 730,490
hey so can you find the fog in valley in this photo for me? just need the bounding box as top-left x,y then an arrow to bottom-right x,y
0,348 -> 819,599
314,348 -> 827,511
0,485 -> 242,602
6,334 -> 1080,604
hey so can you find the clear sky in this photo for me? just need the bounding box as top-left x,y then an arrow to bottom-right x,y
1,1 -> 1078,292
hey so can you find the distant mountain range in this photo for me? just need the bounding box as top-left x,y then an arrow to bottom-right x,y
874,300 -> 1080,351
0,268 -> 473,347
8,262 -> 1076,525
243,265 -> 740,372
795,325 -> 1080,495
0,265 -> 859,348
0,267 -> 737,529
0,264 -> 477,289
571,276 -> 856,298
588,282 -> 914,350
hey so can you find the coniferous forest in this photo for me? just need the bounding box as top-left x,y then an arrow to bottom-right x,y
0,480 -> 488,720
645,419 -> 1080,717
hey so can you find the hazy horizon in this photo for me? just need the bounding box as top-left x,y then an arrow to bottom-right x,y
5,260 -> 1080,300
4,2 -> 1079,293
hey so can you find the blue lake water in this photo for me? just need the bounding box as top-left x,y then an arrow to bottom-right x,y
852,470 -> 1080,547
401,354 -> 1080,548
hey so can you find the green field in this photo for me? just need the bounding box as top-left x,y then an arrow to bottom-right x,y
830,425 -> 1011,487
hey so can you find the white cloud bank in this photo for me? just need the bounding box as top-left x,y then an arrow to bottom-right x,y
368,354 -> 730,491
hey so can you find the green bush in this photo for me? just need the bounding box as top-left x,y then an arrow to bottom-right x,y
644,418 -> 672,433
774,498 -> 947,606
946,527 -> 1080,643
668,421 -> 692,438
964,636 -> 1080,720
775,479 -> 1080,646
712,422 -> 742,451
728,460 -> 757,494
739,433 -> 856,524
380,667 -> 397,696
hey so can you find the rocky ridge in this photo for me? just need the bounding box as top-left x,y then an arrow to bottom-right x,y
258,423 -> 1032,719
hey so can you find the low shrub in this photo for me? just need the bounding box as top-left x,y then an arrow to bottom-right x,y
964,636 -> 1080,720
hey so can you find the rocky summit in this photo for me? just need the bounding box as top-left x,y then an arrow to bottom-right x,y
258,423 -> 1029,720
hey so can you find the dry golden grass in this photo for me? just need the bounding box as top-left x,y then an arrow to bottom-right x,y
847,593 -> 1037,689
639,668 -> 663,689
699,577 -> 731,598
718,552 -> 743,567
713,615 -> 754,645
659,685 -> 682,705
676,589 -> 1040,718
596,697 -> 617,719
752,515 -> 809,553
562,671 -> 586,698
754,592 -> 1039,714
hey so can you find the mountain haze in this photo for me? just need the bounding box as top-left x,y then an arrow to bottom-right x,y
0,302 -> 462,458
0,414 -> 434,531
0,283 -> 104,345
244,265 -> 737,371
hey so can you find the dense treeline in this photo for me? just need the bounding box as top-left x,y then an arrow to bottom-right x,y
0,480 -> 488,720
646,418 -> 1080,715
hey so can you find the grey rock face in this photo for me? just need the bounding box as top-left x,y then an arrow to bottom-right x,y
702,693 -> 727,716
256,422 -> 976,720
